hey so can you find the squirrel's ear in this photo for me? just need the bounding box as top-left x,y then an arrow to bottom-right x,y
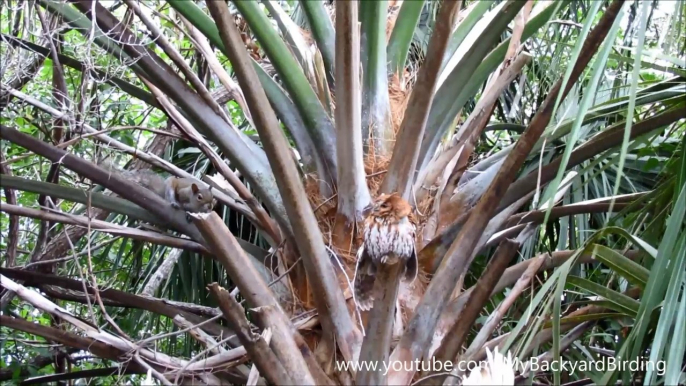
191,183 -> 199,194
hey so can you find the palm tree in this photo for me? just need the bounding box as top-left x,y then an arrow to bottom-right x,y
1,0 -> 685,385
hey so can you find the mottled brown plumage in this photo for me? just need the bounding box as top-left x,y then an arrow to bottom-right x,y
353,193 -> 418,311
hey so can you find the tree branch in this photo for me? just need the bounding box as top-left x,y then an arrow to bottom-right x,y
19,367 -> 142,385
433,249 -> 642,355
0,125 -> 203,242
208,283 -> 293,385
433,226 -> 534,369
0,315 -> 148,372
0,267 -> 236,341
206,0 -> 360,366
357,3 -> 462,383
333,0 -> 371,250
67,0 -> 290,237
0,349 -> 75,382
0,203 -> 207,254
0,152 -> 19,267
190,212 -> 324,384
381,0 -> 461,198
497,105 -> 686,211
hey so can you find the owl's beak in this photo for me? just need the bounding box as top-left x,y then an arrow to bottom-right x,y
362,202 -> 373,217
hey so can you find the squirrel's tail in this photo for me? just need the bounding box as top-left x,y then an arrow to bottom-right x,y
96,157 -> 119,172
96,157 -> 166,196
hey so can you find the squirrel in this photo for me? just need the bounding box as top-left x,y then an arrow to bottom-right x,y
98,158 -> 214,217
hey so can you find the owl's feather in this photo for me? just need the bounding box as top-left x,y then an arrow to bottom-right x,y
404,245 -> 418,283
352,193 -> 419,312
353,245 -> 377,311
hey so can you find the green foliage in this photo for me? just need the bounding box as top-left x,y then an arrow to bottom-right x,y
1,0 -> 685,384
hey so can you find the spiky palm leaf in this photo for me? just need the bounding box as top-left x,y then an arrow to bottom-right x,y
1,0 -> 685,385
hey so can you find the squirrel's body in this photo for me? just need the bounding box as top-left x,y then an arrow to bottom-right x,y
100,159 -> 214,214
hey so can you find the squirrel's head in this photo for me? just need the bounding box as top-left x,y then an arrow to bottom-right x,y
191,183 -> 214,212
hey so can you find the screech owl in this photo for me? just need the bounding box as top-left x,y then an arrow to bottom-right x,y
353,193 -> 418,311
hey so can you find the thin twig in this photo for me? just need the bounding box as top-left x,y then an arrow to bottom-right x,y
134,350 -> 172,386
410,372 -> 462,386
20,237 -> 120,269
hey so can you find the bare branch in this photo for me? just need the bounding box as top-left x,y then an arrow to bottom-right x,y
18,367 -> 142,385
0,349 -> 76,382
0,267 -> 235,340
356,3 -> 463,382
173,315 -> 227,356
0,203 -> 207,254
141,78 -> 283,246
435,250 -> 642,358
68,0 -> 289,235
355,263 -> 403,385
498,106 -> 686,212
417,52 -> 531,223
177,13 -> 254,125
462,253 -> 547,361
141,249 -> 183,297
1,275 -> 186,373
122,0 -> 231,124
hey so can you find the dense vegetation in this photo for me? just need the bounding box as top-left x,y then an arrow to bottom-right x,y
1,0 -> 685,385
